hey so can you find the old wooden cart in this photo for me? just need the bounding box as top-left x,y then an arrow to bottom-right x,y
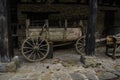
21,19 -> 85,62
106,34 -> 120,59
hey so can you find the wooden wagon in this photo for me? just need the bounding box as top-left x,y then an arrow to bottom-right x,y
21,19 -> 85,62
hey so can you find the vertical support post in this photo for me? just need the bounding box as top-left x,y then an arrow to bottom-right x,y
65,19 -> 67,29
45,19 -> 49,28
45,19 -> 49,39
85,0 -> 97,56
64,19 -> 67,41
26,19 -> 30,37
0,0 -> 13,62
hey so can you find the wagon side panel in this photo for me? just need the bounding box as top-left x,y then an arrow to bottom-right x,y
66,28 -> 82,41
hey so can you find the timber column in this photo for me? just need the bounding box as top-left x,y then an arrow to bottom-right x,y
85,0 -> 97,56
0,0 -> 13,62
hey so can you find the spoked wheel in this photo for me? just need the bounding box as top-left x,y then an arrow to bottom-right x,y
21,37 -> 50,62
75,36 -> 85,55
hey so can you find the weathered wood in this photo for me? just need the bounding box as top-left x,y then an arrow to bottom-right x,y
85,0 -> 97,56
27,19 -> 82,42
0,0 -> 4,61
0,0 -> 13,62
96,38 -> 106,43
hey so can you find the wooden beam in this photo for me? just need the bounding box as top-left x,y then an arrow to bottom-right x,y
85,0 -> 97,56
0,0 -> 13,62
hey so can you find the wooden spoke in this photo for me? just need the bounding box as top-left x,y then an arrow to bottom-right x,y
31,38 -> 36,46
28,51 -> 34,58
39,48 -> 47,51
79,47 -> 84,51
23,47 -> 33,50
77,43 -> 84,46
38,50 -> 45,56
24,50 -> 33,54
32,53 -> 36,60
78,45 -> 84,49
36,51 -> 41,58
26,40 -> 33,47
40,44 -> 48,48
38,40 -> 44,46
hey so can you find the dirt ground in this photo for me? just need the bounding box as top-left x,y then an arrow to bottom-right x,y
0,46 -> 120,80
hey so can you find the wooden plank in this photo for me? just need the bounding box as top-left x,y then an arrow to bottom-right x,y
85,0 -> 97,56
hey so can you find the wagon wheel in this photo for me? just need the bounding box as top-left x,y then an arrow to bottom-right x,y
21,37 -> 50,62
75,36 -> 85,55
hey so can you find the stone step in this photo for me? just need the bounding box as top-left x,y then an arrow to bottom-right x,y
0,56 -> 20,72
70,72 -> 89,80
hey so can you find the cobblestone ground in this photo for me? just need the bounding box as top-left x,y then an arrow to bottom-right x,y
0,47 -> 120,80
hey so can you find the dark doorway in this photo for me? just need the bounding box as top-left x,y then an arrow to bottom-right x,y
103,10 -> 116,36
104,11 -> 115,28
23,12 -> 49,20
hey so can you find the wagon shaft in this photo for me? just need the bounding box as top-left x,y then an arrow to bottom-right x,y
95,38 -> 106,43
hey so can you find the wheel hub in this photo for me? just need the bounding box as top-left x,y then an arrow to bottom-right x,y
33,45 -> 39,51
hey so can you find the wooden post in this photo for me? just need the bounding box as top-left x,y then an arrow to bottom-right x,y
85,0 -> 97,56
0,0 -> 13,62
26,19 -> 30,37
